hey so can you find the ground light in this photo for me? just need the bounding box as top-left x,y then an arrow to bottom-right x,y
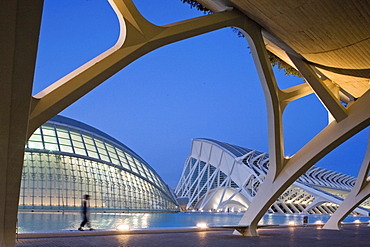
116,224 -> 130,231
315,220 -> 323,224
288,221 -> 295,226
196,223 -> 208,228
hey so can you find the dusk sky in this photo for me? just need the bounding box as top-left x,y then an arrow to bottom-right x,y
33,0 -> 368,188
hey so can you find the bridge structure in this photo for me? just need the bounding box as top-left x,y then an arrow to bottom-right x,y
1,0 -> 369,246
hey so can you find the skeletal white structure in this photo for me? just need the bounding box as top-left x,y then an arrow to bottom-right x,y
175,139 -> 370,215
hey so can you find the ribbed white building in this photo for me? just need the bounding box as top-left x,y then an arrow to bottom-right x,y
175,139 -> 370,215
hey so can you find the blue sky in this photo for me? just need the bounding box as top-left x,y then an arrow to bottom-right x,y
33,0 -> 368,188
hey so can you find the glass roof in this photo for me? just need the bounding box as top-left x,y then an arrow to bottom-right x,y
26,115 -> 171,196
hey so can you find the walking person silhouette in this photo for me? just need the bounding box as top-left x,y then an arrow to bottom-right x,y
78,194 -> 93,231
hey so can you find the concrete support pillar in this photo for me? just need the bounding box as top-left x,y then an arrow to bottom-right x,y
1,0 -> 369,244
0,1 -> 44,246
0,1 -> 247,245
323,133 -> 370,230
233,19 -> 370,235
236,90 -> 370,236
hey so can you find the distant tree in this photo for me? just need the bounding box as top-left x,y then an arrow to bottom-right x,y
181,0 -> 210,13
268,52 -> 303,78
181,0 -> 303,78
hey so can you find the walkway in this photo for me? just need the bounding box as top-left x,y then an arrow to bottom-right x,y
16,224 -> 370,246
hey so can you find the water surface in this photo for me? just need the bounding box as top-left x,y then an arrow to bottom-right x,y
17,211 -> 370,232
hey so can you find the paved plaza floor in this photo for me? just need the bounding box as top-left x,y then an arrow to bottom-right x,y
16,224 -> 370,247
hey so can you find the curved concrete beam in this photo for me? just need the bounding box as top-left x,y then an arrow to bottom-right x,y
288,55 -> 348,122
2,1 -> 248,245
236,88 -> 370,236
323,132 -> 370,230
28,0 -> 246,136
2,0 -> 369,244
232,17 -> 370,236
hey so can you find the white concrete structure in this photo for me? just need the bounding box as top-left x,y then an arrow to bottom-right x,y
175,139 -> 369,215
2,0 -> 369,244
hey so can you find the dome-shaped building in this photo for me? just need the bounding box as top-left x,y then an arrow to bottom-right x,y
20,115 -> 179,212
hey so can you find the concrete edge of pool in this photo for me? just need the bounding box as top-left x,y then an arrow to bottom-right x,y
17,222 -> 369,239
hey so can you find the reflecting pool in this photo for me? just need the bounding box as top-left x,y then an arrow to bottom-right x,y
17,211 -> 370,232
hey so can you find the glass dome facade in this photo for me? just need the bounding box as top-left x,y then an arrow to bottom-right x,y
20,115 -> 179,212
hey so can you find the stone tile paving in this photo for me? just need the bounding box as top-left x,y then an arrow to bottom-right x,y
16,224 -> 370,247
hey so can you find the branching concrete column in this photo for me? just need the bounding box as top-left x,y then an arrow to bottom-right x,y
0,1 -> 44,246
233,20 -> 286,236
3,0 -> 368,244
288,55 -> 347,122
323,132 -> 370,230
28,0 -> 246,135
0,1 -> 249,245
233,19 -> 370,236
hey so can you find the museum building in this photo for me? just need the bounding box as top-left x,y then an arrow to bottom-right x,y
175,139 -> 370,215
20,115 -> 179,212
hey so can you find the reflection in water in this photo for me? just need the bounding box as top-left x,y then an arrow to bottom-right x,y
17,211 -> 370,232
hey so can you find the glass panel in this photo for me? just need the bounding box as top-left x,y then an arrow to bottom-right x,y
43,136 -> 56,143
73,141 -> 84,149
134,159 -> 146,177
95,139 -> 110,162
58,138 -> 71,146
148,169 -> 157,184
83,135 -> 99,159
42,126 -> 56,137
69,131 -> 86,155
44,142 -> 59,151
116,149 -> 131,171
41,126 -> 59,151
106,143 -> 119,165
29,128 -> 42,140
56,130 -> 69,139
126,154 -> 139,174
56,128 -> 71,153
28,139 -> 44,149
60,145 -> 73,153
141,165 -> 154,182
74,147 -> 86,156
83,134 -> 94,145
